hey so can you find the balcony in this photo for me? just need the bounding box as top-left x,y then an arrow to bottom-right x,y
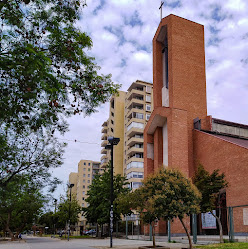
127,99 -> 144,110
101,134 -> 107,140
126,146 -> 144,157
127,136 -> 144,147
126,112 -> 144,121
100,162 -> 108,169
101,140 -> 108,147
126,88 -> 144,101
126,127 -> 144,138
101,147 -> 107,154
101,126 -> 107,133
126,156 -> 144,166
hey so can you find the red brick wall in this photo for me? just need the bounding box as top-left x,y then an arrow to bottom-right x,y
193,130 -> 248,233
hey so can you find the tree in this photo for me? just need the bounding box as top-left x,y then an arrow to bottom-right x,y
55,195 -> 82,230
117,168 -> 201,249
193,164 -> 228,243
0,175 -> 45,239
83,164 -> 129,235
0,0 -> 120,187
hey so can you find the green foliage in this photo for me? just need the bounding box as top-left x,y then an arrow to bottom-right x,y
193,164 -> 228,212
55,195 -> 82,228
0,175 -> 46,237
127,168 -> 201,222
0,0 -> 120,187
83,163 -> 130,225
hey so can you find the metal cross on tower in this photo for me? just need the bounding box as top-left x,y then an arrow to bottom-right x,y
159,1 -> 164,20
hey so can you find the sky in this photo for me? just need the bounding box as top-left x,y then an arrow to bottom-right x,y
51,0 -> 248,199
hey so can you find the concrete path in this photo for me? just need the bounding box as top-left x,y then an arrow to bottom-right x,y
0,235 -> 189,249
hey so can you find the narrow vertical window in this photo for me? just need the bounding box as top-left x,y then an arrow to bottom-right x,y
162,36 -> 168,89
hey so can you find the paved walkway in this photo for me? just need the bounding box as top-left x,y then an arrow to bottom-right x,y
0,236 -> 189,249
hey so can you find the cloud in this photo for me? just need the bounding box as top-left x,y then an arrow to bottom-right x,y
53,0 -> 248,199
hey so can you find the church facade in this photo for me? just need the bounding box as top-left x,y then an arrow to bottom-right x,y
144,14 -> 248,235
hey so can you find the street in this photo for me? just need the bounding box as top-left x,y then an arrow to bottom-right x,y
0,235 -> 186,249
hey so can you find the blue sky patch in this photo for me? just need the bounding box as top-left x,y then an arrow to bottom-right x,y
165,0 -> 181,8
104,26 -> 126,46
93,0 -> 105,15
211,5 -> 225,22
125,11 -> 143,27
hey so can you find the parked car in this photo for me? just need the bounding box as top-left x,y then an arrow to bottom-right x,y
86,229 -> 96,235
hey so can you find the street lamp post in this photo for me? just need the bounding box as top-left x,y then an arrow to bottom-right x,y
54,199 -> 57,236
68,183 -> 74,241
105,136 -> 120,248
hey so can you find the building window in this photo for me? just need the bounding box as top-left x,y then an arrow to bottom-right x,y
134,143 -> 143,148
87,186 -> 90,189
129,182 -> 142,189
146,114 -> 151,120
146,95 -> 151,102
88,180 -> 90,183
146,104 -> 151,111
83,180 -> 85,183
82,203 -> 85,207
84,162 -> 86,165
83,185 -> 85,189
88,174 -> 90,177
111,120 -> 114,125
127,161 -> 144,169
111,128 -> 114,133
83,168 -> 86,171
146,86 -> 151,93
88,168 -> 90,171
111,112 -> 114,117
127,122 -> 144,131
135,113 -> 143,119
82,197 -> 85,200
88,163 -> 90,166
83,174 -> 85,177
127,172 -> 144,179
83,191 -> 85,195
111,99 -> 115,109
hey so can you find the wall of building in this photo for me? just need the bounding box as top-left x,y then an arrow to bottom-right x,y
193,130 -> 248,234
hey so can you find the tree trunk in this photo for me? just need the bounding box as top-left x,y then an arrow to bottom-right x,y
179,217 -> 192,249
96,223 -> 99,238
210,211 -> 224,243
152,223 -> 156,248
4,212 -> 14,240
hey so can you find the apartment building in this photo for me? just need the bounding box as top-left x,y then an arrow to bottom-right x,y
69,159 -> 101,232
100,91 -> 126,176
100,81 -> 153,188
124,80 -> 153,189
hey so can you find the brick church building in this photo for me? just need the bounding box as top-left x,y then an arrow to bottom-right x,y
144,14 -> 248,236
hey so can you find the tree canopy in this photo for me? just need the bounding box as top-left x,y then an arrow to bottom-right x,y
117,167 -> 201,248
0,0 -> 120,187
193,164 -> 228,243
0,175 -> 45,238
83,164 -> 130,227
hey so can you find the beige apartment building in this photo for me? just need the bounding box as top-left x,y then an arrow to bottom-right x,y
100,91 -> 126,176
124,80 -> 153,189
69,159 -> 101,232
100,81 -> 153,189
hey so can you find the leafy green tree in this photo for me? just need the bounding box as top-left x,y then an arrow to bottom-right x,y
38,211 -> 55,234
193,164 -> 228,243
0,0 -> 120,187
0,175 -> 45,239
83,164 -> 129,235
117,168 -> 201,249
55,195 -> 81,230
